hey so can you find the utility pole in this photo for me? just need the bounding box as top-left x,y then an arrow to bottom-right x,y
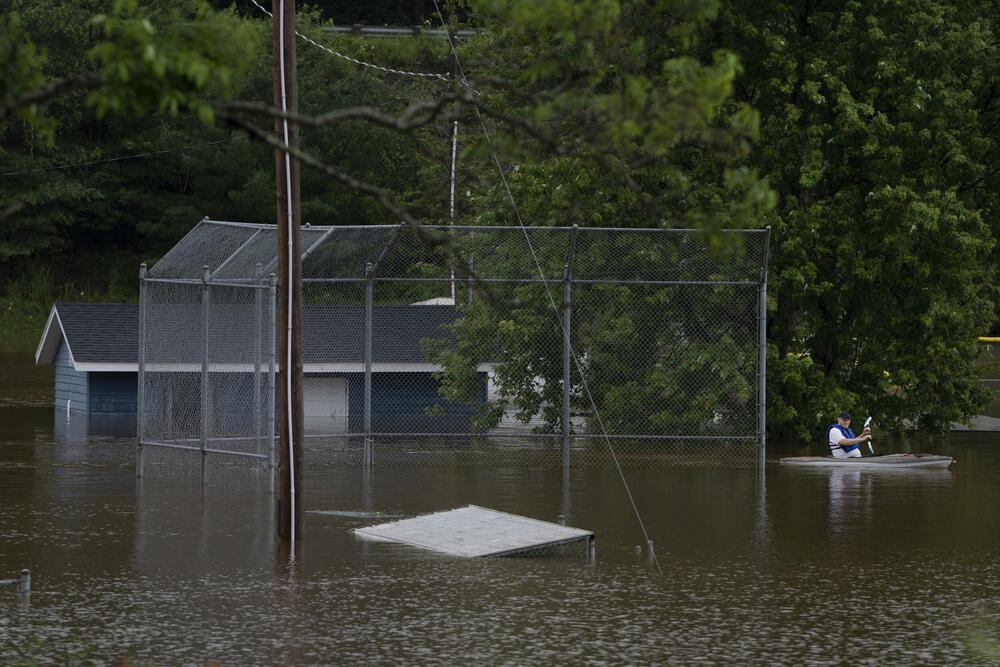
274,0 -> 303,541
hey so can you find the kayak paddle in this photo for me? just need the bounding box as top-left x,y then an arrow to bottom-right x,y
863,416 -> 874,455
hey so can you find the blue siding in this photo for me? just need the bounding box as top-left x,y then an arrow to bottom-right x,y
52,359 -> 485,424
54,341 -> 88,416
89,372 -> 138,416
54,341 -> 138,416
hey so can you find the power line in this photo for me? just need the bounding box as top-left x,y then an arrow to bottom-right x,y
1,139 -> 229,177
248,0 -> 450,81
321,25 -> 476,40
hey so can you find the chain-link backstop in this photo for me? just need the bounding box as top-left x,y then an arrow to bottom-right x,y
138,219 -> 770,477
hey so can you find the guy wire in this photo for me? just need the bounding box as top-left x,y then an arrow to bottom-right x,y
431,0 -> 663,576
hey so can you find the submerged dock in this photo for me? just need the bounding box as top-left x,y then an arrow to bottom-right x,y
353,505 -> 595,559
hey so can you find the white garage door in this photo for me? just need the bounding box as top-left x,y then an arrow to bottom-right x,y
303,376 -> 348,418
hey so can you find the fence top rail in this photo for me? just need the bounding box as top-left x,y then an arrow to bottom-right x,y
298,276 -> 761,286
143,276 -> 272,287
201,219 -> 771,236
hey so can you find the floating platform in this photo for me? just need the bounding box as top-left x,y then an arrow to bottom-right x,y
353,504 -> 595,559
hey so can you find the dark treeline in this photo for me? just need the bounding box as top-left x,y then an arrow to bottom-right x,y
1,2 -> 455,321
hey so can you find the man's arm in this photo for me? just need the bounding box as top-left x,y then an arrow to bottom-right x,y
838,428 -> 871,446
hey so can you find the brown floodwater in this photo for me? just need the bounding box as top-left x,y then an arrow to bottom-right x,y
2,345 -> 999,664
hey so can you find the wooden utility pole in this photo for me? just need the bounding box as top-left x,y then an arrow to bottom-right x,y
273,0 -> 303,541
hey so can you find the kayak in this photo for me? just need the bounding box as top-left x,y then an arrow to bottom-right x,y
779,453 -> 954,469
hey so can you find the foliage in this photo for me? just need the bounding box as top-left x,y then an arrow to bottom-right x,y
0,0 -> 261,284
0,0 -> 451,335
420,0 -> 774,435
1,258 -> 139,335
712,0 -> 999,437
0,10 -> 52,136
2,0 -> 998,442
423,0 -> 1000,440
453,0 -> 773,233
86,0 -> 258,123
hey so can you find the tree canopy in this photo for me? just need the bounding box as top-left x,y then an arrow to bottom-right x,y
2,0 -> 997,439
712,0 -> 999,436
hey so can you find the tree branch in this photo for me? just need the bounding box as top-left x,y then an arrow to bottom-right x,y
0,72 -> 102,121
217,87 -> 476,132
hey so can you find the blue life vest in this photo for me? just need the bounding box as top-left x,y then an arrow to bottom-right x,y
826,425 -> 858,453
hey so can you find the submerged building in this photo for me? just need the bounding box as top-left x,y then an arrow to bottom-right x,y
35,301 -> 485,428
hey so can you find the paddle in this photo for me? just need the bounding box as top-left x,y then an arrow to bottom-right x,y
863,416 -> 874,455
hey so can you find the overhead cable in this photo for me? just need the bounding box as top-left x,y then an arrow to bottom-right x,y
249,0 -> 449,81
1,139 -> 229,177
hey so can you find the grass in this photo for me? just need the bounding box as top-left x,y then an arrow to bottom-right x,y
0,260 -> 139,338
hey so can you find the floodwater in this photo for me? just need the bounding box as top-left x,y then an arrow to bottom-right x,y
2,343 -> 1000,664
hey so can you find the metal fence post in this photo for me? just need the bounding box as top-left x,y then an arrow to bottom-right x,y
364,261 -> 374,467
268,273 -> 277,488
137,263 -> 147,479
201,265 -> 210,482
758,227 -> 771,470
562,263 -> 572,475
467,255 -> 473,304
562,224 -> 578,480
255,263 -> 263,461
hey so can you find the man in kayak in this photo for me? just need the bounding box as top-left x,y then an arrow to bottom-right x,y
827,411 -> 871,458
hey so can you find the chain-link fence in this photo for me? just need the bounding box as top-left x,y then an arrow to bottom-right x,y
138,219 -> 770,476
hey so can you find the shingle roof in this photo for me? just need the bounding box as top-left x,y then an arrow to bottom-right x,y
55,302 -> 140,363
305,305 -> 459,363
37,302 -> 461,366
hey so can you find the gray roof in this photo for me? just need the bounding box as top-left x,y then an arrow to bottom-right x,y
55,302 -> 139,363
305,305 -> 459,364
36,302 -> 461,366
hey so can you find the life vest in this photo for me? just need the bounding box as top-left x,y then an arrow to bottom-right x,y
826,425 -> 858,453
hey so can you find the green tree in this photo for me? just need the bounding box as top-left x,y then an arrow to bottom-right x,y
420,0 -> 774,437
0,0 -> 260,290
0,0 -> 453,326
424,0 -> 1000,441
712,0 -> 998,437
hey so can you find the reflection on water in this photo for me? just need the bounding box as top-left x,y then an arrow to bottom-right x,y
1,404 -> 1000,663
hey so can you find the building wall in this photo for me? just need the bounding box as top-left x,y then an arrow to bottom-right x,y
59,366 -> 487,426
89,372 -> 138,416
54,341 -> 88,416
346,371 -> 487,432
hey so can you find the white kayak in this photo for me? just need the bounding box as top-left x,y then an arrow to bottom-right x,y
779,453 -> 954,469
